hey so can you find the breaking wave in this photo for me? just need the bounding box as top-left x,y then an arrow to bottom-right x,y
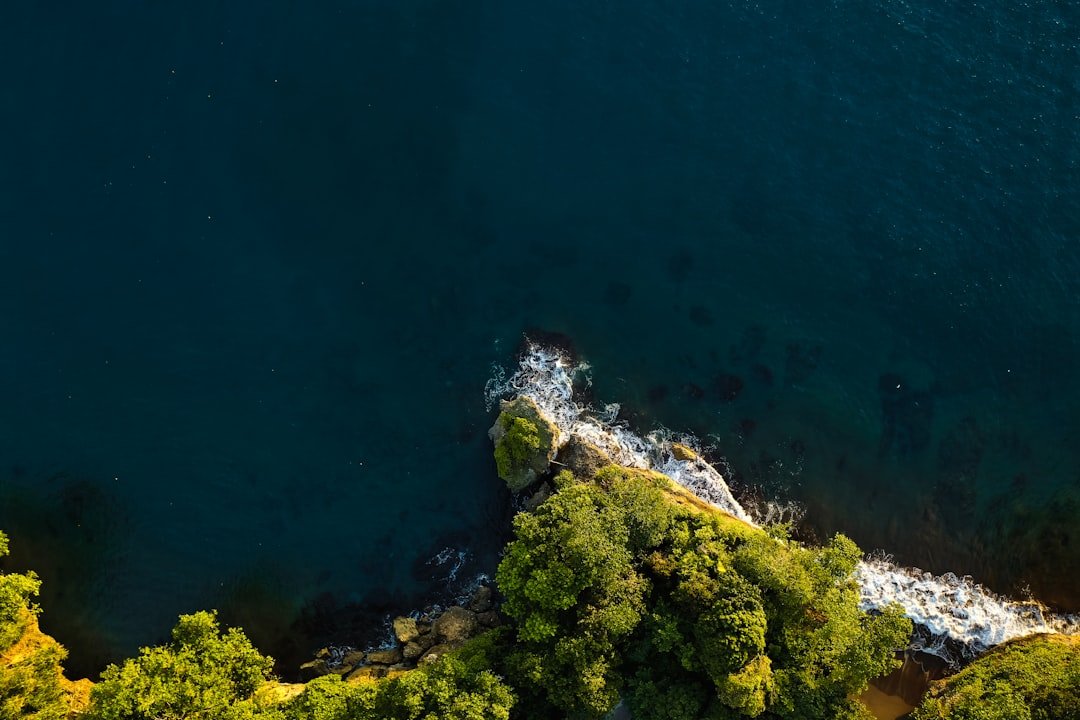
487,341 -> 1079,665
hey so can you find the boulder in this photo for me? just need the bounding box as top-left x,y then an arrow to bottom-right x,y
341,650 -> 366,667
671,442 -> 697,462
476,610 -> 503,628
393,616 -> 420,644
346,665 -> 388,682
298,659 -> 329,682
558,435 -> 613,479
489,396 -> 559,492
468,585 -> 494,613
433,605 -> 479,644
366,647 -> 404,665
402,641 -> 427,660
419,644 -> 452,665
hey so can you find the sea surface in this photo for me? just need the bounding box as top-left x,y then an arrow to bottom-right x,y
1,1 -> 1078,679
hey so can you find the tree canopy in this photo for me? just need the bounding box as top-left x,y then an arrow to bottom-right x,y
495,466 -> 912,720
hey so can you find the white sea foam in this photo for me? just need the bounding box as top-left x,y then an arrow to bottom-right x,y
490,341 -> 1080,665
858,557 -> 1080,662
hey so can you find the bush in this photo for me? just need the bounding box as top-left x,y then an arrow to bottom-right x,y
86,610 -> 277,720
0,531 -> 41,652
914,634 -> 1080,720
493,415 -> 541,482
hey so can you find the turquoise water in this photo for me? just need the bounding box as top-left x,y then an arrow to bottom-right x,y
1,1 -> 1078,678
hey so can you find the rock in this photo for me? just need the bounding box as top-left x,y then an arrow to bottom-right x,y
346,665 -> 388,682
523,482 -> 553,512
298,659 -> 329,681
489,396 -> 559,492
314,647 -> 332,660
419,644 -> 452,665
341,650 -> 366,667
366,647 -> 404,665
671,442 -> 697,462
476,610 -> 503,628
468,585 -> 494,613
403,641 -> 426,660
433,605 -> 479,644
558,435 -> 613,479
393,616 -> 420,644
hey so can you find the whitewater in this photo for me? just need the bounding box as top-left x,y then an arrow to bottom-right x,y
485,342 -> 1080,666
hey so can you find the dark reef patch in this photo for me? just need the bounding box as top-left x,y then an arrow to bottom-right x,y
877,372 -> 935,458
784,342 -> 822,385
689,305 -> 714,327
712,372 -> 745,403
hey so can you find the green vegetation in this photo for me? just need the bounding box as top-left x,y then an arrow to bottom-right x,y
0,531 -> 69,720
495,466 -> 912,719
85,611 -> 276,720
914,634 -> 1080,720
0,531 -> 41,651
493,414 -> 542,482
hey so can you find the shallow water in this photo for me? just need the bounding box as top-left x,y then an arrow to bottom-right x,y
1,0 -> 1078,677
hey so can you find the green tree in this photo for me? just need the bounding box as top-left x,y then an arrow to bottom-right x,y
0,633 -> 68,720
497,479 -> 649,718
86,610 -> 276,720
0,531 -> 42,651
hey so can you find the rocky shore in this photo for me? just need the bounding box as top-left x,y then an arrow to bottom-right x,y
298,584 -> 503,683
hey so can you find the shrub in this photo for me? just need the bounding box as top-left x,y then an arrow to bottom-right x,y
86,610 -> 276,720
493,415 -> 541,482
914,634 -> 1080,720
0,531 -> 41,652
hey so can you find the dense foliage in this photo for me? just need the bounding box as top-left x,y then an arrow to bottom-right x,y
0,531 -> 69,720
496,467 -> 912,720
0,531 -> 41,651
913,634 -> 1080,720
493,414 -> 541,482
85,611 -> 276,720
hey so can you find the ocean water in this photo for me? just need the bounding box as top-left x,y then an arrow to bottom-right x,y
1,1 -> 1078,679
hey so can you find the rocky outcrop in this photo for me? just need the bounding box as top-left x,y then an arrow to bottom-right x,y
558,435 -> 613,478
300,585 -> 503,683
671,442 -> 697,462
489,396 -> 559,492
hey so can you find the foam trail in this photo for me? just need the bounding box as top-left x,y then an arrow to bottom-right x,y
488,342 -> 1080,665
858,557 -> 1080,662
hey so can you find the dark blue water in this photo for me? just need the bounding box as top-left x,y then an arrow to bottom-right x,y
2,1 -> 1078,678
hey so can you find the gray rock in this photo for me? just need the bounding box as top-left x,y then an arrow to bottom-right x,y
346,665 -> 388,682
366,647 -> 404,665
557,435 -> 613,480
393,616 -> 420,644
403,641 -> 426,660
341,650 -> 366,667
476,610 -> 503,628
433,606 -> 479,644
419,643 -> 452,665
299,659 -> 329,681
468,585 -> 494,613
